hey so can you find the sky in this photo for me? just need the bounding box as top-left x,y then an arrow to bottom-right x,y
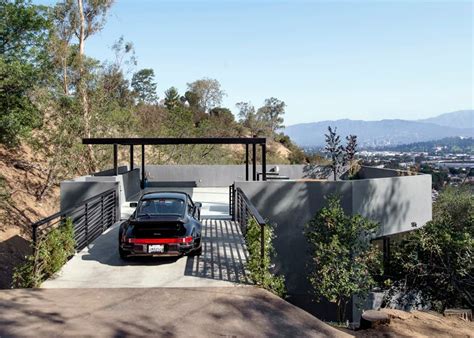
37,0 -> 473,126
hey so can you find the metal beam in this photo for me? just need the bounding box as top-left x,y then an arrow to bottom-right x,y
141,144 -> 145,189
113,144 -> 118,176
262,143 -> 267,181
252,143 -> 257,181
130,145 -> 134,170
83,137 -> 266,145
245,144 -> 249,181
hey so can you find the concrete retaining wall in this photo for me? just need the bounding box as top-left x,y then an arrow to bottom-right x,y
234,172 -> 431,321
60,168 -> 140,211
142,164 -> 307,187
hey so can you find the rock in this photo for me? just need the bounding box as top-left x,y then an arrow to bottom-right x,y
360,310 -> 391,329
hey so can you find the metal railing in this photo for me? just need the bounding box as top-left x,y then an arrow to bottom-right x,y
234,187 -> 265,268
31,188 -> 119,251
229,184 -> 235,218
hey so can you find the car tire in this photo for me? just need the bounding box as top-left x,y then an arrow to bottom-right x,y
119,246 -> 129,260
190,243 -> 202,256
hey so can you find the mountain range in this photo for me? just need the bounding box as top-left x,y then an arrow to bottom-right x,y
284,110 -> 474,148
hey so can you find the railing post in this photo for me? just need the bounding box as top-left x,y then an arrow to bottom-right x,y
113,190 -> 118,223
101,194 -> 105,231
84,202 -> 89,245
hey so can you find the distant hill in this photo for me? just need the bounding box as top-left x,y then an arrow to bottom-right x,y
284,110 -> 474,147
418,110 -> 473,129
374,137 -> 474,154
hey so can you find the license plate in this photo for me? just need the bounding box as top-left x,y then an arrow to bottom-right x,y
148,244 -> 165,253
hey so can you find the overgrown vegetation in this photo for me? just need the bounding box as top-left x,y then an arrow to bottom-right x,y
0,0 -> 306,203
12,218 -> 75,288
388,186 -> 473,312
245,218 -> 286,297
305,196 -> 382,323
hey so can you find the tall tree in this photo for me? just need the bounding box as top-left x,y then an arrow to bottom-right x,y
257,97 -> 285,134
325,126 -> 344,181
75,0 -> 113,169
131,68 -> 158,104
236,101 -> 264,136
164,86 -> 180,110
186,78 -> 225,113
0,0 -> 50,146
345,134 -> 358,176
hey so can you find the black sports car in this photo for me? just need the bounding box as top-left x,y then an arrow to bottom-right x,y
118,192 -> 203,259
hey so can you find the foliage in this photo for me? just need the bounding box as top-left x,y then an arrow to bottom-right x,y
164,86 -> 180,110
0,0 -> 50,146
256,97 -> 286,133
305,196 -> 381,322
12,218 -> 75,288
186,78 -> 225,114
324,126 -> 345,181
389,186 -> 474,311
245,218 -> 286,297
132,68 -> 158,104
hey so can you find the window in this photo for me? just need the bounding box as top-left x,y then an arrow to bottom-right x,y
137,198 -> 185,217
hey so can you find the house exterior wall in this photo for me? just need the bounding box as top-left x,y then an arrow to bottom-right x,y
141,164 -> 307,187
234,172 -> 431,321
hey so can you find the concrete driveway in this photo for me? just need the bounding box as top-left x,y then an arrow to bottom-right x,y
42,218 -> 249,288
0,287 -> 352,337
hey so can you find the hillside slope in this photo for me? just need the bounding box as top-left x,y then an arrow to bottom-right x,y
418,110 -> 473,129
0,144 -> 61,288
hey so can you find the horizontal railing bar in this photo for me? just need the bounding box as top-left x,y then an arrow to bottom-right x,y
235,188 -> 265,225
31,188 -> 117,228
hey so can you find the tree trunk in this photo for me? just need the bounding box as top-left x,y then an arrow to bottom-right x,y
77,0 -> 96,172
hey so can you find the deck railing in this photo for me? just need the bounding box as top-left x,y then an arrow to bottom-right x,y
234,187 -> 265,268
31,188 -> 119,251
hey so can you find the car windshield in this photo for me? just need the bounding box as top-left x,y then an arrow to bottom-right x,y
137,198 -> 185,217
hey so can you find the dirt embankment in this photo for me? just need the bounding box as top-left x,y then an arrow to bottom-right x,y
354,309 -> 474,337
0,144 -> 59,288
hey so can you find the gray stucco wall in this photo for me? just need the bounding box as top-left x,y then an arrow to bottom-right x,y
60,181 -> 119,211
142,164 -> 306,187
60,169 -> 140,211
234,173 -> 431,320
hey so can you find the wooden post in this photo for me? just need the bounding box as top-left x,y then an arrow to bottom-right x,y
262,143 -> 267,181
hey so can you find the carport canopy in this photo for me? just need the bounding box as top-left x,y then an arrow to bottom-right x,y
82,137 -> 267,188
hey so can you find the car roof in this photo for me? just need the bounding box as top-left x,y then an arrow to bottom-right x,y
141,191 -> 188,201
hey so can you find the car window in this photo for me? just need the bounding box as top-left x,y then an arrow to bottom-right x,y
137,198 -> 185,217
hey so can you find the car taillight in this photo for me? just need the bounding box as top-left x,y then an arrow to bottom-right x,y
180,236 -> 193,243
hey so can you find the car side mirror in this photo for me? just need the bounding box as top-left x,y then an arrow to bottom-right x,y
129,202 -> 138,208
194,202 -> 202,208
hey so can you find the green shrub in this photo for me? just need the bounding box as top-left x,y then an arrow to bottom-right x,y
389,186 -> 473,311
305,195 -> 382,323
245,218 -> 286,297
12,218 -> 75,288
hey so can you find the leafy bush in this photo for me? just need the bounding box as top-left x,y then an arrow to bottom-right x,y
389,186 -> 473,311
245,218 -> 286,297
305,196 -> 382,322
13,218 -> 75,288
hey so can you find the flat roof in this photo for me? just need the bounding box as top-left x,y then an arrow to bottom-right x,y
83,137 -> 266,145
